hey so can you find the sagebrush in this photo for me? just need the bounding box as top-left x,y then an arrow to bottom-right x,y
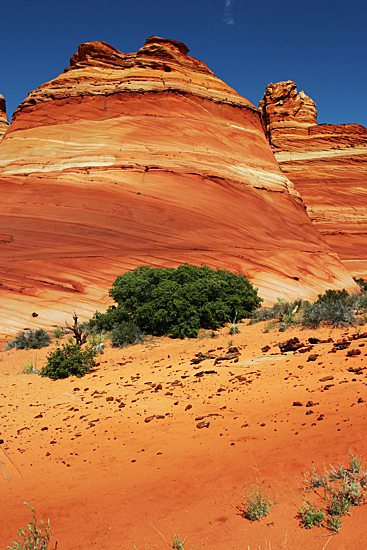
4,329 -> 50,351
111,321 -> 145,348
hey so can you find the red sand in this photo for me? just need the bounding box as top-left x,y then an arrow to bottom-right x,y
1,321 -> 367,549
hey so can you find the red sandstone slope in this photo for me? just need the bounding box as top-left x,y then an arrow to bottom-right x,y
260,81 -> 367,277
0,94 -> 8,140
0,39 -> 358,333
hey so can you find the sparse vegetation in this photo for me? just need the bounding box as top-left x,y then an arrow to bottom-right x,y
250,299 -> 301,330
301,300 -> 356,328
242,481 -> 273,521
250,285 -> 367,331
298,500 -> 325,529
89,264 -> 262,339
263,320 -> 276,333
172,535 -> 185,549
328,495 -> 351,517
53,327 -> 64,339
88,332 -> 107,347
327,515 -> 342,533
8,502 -> 53,550
229,322 -> 240,335
21,358 -> 38,374
40,342 -> 96,380
4,329 -> 50,351
301,451 -> 367,533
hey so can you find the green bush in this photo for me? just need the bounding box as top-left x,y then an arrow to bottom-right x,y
4,329 -> 50,351
242,481 -> 273,521
90,264 -> 262,339
327,515 -> 342,533
8,502 -> 52,550
88,306 -> 130,333
328,495 -> 351,517
298,501 -> 325,529
111,321 -> 145,348
40,343 -> 96,380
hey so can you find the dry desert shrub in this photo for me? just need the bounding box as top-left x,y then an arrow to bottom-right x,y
7,503 -> 54,550
4,329 -> 50,351
300,451 -> 367,533
241,480 -> 274,521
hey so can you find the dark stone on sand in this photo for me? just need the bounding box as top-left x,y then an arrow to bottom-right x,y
196,421 -> 210,429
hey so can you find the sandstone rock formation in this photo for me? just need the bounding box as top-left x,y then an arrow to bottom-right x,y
0,95 -> 8,140
0,39 -> 358,333
260,81 -> 367,277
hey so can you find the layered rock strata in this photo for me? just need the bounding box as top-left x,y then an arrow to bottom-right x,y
260,81 -> 367,277
0,39 -> 357,333
0,95 -> 8,140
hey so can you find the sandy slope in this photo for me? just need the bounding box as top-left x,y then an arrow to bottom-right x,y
1,321 -> 367,549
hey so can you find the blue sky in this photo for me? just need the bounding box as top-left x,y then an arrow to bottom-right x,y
2,0 -> 366,125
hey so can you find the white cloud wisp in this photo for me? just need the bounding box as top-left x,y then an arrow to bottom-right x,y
223,0 -> 236,24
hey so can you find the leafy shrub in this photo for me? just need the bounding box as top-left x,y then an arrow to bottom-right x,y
4,329 -> 50,351
8,502 -> 52,550
88,306 -> 129,333
298,501 -> 325,529
90,264 -> 262,339
242,481 -> 273,521
327,515 -> 342,533
40,343 -> 96,380
111,321 -> 145,348
328,495 -> 351,517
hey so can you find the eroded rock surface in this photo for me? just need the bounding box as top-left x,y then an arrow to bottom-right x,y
0,95 -> 8,140
0,40 -> 357,333
260,81 -> 367,278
